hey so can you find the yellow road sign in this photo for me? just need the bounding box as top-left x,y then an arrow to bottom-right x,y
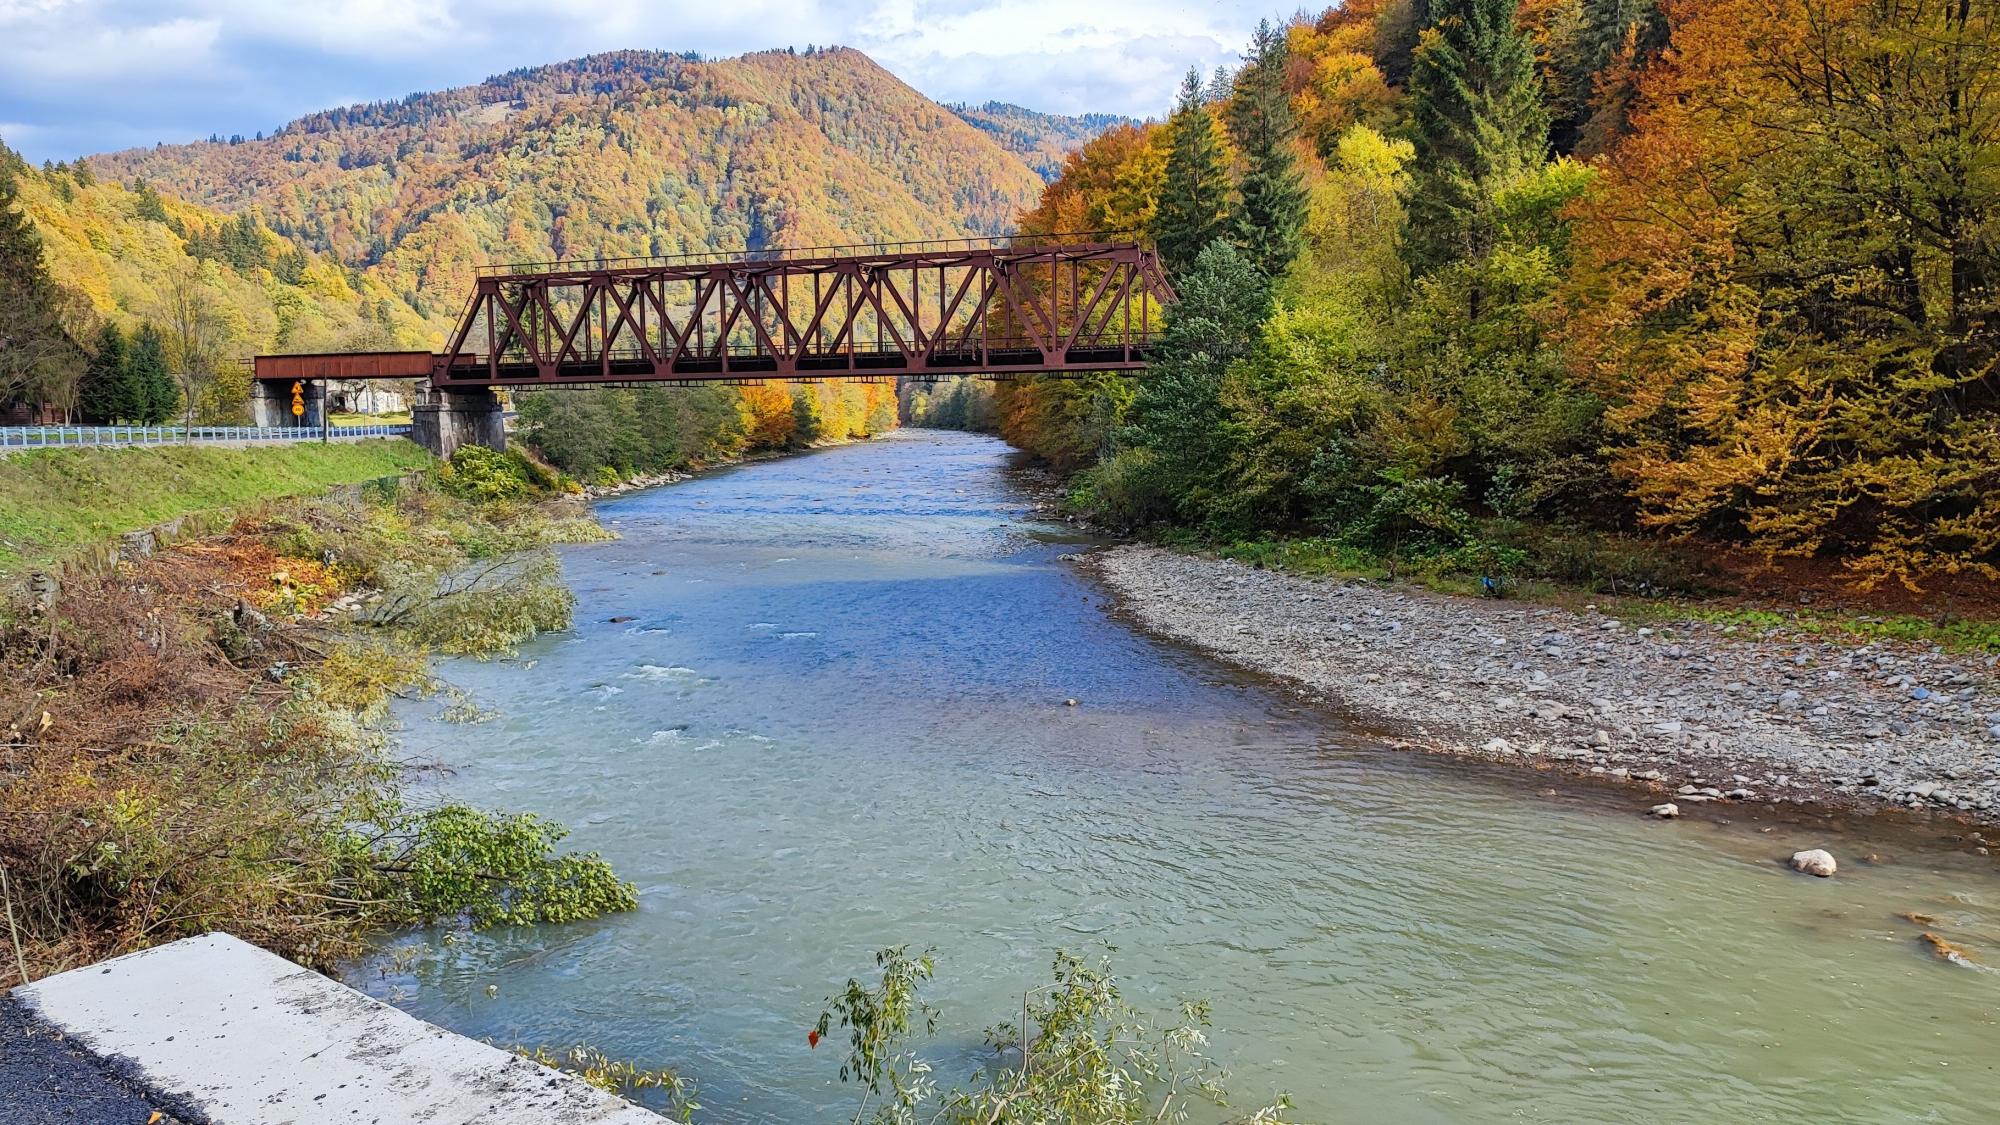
291,380 -> 305,418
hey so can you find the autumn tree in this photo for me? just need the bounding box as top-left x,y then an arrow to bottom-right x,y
1226,20 -> 1310,281
1017,124 -> 1166,237
159,261 -> 230,427
1150,70 -> 1233,278
1562,0 -> 2000,586
1537,0 -> 1670,153
1403,0 -> 1550,274
1288,7 -> 1400,159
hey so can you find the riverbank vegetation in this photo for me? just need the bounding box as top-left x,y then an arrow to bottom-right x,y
517,380 -> 899,485
936,1 -> 1997,602
0,439 -> 432,580
813,946 -> 1294,1124
0,451 -> 631,981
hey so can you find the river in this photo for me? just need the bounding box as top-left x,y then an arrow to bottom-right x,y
362,429 -> 1999,1123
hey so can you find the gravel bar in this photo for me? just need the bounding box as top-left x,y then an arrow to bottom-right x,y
1081,544 -> 2000,829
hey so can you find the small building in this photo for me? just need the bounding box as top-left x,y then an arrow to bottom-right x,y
0,400 -> 65,426
327,380 -> 409,415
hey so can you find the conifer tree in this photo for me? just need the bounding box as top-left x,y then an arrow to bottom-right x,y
127,324 -> 178,425
131,179 -> 169,223
80,322 -> 129,422
1150,69 -> 1233,278
1403,0 -> 1549,273
0,150 -> 84,410
1123,240 -> 1272,527
1225,19 -> 1309,282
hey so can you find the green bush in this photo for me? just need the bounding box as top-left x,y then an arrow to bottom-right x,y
1069,447 -> 1176,529
437,446 -> 561,503
1497,523 -> 1714,596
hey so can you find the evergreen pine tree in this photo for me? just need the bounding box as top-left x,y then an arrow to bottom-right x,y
1149,69 -> 1234,279
1123,240 -> 1272,528
80,322 -> 128,422
1403,0 -> 1550,273
273,247 -> 308,285
1563,0 -> 1668,153
1205,66 -> 1234,105
131,179 -> 169,223
1225,19 -> 1310,282
127,324 -> 178,425
0,149 -> 84,410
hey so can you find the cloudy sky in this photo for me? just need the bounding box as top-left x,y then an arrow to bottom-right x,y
0,0 -> 1277,162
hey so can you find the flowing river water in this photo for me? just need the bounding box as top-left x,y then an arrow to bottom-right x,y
362,429 -> 1999,1122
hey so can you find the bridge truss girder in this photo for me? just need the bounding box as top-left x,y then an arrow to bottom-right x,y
435,240 -> 1175,387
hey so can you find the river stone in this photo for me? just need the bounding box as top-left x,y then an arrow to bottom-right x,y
1650,803 -> 1680,819
1790,849 -> 1838,877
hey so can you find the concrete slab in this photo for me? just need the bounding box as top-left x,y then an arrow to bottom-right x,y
14,932 -> 661,1124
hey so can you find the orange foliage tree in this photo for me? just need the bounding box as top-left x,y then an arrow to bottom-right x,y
1561,0 -> 2000,587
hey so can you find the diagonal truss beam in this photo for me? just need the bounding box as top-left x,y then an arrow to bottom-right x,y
425,239 -> 1176,386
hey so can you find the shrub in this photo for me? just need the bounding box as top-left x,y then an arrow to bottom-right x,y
437,446 -> 560,503
814,947 -> 1298,1124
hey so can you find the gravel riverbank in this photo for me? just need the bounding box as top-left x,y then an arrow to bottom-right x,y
1080,544 -> 2000,831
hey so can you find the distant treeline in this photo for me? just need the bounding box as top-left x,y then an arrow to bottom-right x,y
518,381 -> 899,485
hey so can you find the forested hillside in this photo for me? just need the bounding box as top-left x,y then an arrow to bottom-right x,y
950,102 -> 1141,182
932,0 -> 1998,592
0,140 -> 425,423
88,48 -> 1053,336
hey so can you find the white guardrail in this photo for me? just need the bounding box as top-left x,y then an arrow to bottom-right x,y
0,424 -> 414,448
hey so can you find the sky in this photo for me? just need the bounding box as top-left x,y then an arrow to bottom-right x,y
0,0 -> 1278,163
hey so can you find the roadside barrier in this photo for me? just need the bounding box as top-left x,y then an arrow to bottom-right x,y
0,424 -> 413,448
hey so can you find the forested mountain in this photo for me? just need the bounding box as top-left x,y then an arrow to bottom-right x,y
949,102 -> 1141,182
88,48 -> 1056,338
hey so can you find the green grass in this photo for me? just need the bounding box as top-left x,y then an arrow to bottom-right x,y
1213,536 -> 1524,598
1610,601 -> 2000,654
0,439 -> 434,578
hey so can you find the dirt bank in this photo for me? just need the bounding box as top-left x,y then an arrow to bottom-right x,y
1079,544 -> 2000,831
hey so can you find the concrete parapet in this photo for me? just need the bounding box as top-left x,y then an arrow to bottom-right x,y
14,932 -> 659,1123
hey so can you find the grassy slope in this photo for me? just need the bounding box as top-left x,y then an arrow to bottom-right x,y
0,440 -> 433,577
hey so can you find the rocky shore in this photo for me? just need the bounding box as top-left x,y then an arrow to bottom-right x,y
1080,544 -> 2000,831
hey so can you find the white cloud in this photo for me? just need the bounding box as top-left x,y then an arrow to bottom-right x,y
0,0 -> 1274,160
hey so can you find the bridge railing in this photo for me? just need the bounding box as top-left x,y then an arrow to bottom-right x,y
0,424 -> 414,449
474,231 -> 1146,278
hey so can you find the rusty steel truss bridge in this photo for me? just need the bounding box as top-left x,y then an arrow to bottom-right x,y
254,235 -> 1176,390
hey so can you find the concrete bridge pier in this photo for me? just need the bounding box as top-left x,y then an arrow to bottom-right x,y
412,385 -> 505,459
250,378 -> 324,430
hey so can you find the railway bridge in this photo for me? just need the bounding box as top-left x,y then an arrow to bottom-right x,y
253,236 -> 1175,457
